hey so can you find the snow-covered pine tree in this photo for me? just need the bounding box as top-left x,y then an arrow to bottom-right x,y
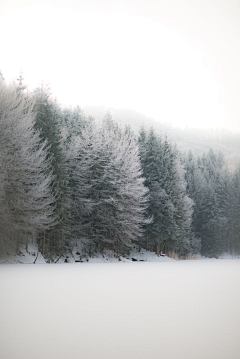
227,165 -> 240,254
184,149 -> 229,258
201,150 -> 229,257
60,106 -> 87,146
0,81 -> 56,255
67,116 -> 149,256
108,122 -> 150,253
16,72 -> 27,93
182,151 -> 204,254
0,70 -> 4,82
139,129 -> 194,257
160,139 -> 195,256
170,148 -> 195,256
139,128 -> 170,252
32,86 -> 70,258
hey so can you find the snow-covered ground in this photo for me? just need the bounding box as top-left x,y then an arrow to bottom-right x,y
0,243 -> 176,264
1,260 -> 240,359
1,242 -> 239,265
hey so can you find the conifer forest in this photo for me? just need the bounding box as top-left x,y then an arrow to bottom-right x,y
1,73 -> 240,261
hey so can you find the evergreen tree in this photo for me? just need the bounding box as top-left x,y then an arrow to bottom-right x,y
227,166 -> 240,254
16,72 -> 27,93
184,149 -> 229,257
0,70 -> 4,82
32,86 -> 70,258
139,129 -> 194,257
140,129 -> 169,252
171,149 -> 195,256
67,117 -> 149,256
60,105 -> 87,148
0,81 -> 55,255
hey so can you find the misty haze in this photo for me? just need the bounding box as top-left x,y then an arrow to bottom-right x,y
1,0 -> 240,358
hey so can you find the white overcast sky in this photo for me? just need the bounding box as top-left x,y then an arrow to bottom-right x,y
1,0 -> 240,131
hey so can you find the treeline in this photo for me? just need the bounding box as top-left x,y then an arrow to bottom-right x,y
0,79 -> 148,259
0,75 -> 240,260
184,150 -> 240,257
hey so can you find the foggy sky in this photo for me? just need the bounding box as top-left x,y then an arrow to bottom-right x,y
1,0 -> 240,132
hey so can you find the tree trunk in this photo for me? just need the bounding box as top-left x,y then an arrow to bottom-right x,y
232,237 -> 236,256
25,241 -> 29,253
16,242 -> 21,256
156,242 -> 160,256
42,231 -> 46,257
38,237 -> 42,253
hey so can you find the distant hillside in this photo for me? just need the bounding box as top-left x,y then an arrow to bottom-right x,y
83,106 -> 240,168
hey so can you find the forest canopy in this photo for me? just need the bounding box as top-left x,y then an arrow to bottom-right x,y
0,74 -> 240,261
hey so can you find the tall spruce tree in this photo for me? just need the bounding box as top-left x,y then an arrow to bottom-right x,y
60,105 -> 87,149
170,149 -> 195,256
139,129 -> 171,252
184,149 -> 229,257
67,116 -> 149,256
32,86 -> 70,258
227,166 -> 240,254
0,81 -> 55,255
139,128 -> 194,257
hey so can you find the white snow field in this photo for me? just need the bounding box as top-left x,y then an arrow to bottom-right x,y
1,260 -> 240,359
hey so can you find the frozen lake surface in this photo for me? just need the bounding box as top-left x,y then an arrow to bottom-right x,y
1,260 -> 240,359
